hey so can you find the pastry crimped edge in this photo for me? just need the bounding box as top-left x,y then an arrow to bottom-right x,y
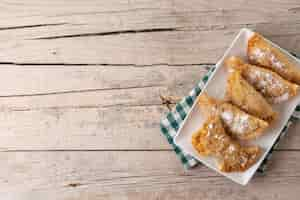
191,115 -> 262,172
225,70 -> 278,123
247,33 -> 300,85
224,56 -> 299,104
198,92 -> 269,140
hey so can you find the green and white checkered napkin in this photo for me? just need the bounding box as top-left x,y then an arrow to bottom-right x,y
160,65 -> 300,173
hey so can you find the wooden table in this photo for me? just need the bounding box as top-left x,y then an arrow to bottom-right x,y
1,1 -> 300,199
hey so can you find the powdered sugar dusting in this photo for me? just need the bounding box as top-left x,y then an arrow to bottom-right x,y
248,69 -> 260,81
207,130 -> 211,137
227,144 -> 237,153
221,111 -> 250,135
246,67 -> 285,93
251,48 -> 266,60
207,123 -> 213,137
214,133 -> 226,141
272,92 -> 289,103
221,111 -> 233,123
250,48 -> 285,69
227,68 -> 235,73
232,115 -> 250,134
270,54 -> 284,69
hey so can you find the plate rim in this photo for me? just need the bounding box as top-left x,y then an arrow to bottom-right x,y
174,28 -> 300,185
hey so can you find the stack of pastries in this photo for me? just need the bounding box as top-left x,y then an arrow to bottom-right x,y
192,33 -> 300,173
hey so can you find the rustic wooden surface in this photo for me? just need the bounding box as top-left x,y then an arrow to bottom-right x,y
0,0 -> 300,199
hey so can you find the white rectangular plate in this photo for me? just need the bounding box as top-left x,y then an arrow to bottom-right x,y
174,28 -> 300,185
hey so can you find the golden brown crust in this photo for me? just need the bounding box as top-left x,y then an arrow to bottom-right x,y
198,93 -> 269,140
226,70 -> 277,122
225,56 -> 299,104
248,33 -> 300,85
218,103 -> 269,140
192,116 -> 261,172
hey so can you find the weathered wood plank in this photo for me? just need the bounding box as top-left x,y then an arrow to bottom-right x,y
0,86 -> 169,110
0,14 -> 299,41
0,28 -> 232,64
0,66 -> 296,150
0,102 -> 297,150
0,65 -> 297,150
0,0 -> 299,39
0,0 -> 299,198
0,151 -> 299,199
0,105 -> 169,150
0,65 -> 207,96
0,66 -> 297,150
0,28 -> 299,65
0,65 -> 207,150
0,1 -> 299,64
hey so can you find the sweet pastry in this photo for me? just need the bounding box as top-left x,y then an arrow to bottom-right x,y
225,56 -> 299,103
248,33 -> 300,85
225,70 -> 277,122
191,116 -> 261,172
198,93 -> 269,140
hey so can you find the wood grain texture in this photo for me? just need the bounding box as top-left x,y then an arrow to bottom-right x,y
0,65 -> 208,96
0,151 -> 300,200
0,103 -> 298,151
0,66 -> 297,150
0,65 -> 205,150
1,28 -> 300,65
0,0 -> 300,198
0,1 -> 299,64
1,0 -> 299,36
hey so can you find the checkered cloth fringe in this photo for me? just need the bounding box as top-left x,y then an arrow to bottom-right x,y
160,61 -> 300,173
